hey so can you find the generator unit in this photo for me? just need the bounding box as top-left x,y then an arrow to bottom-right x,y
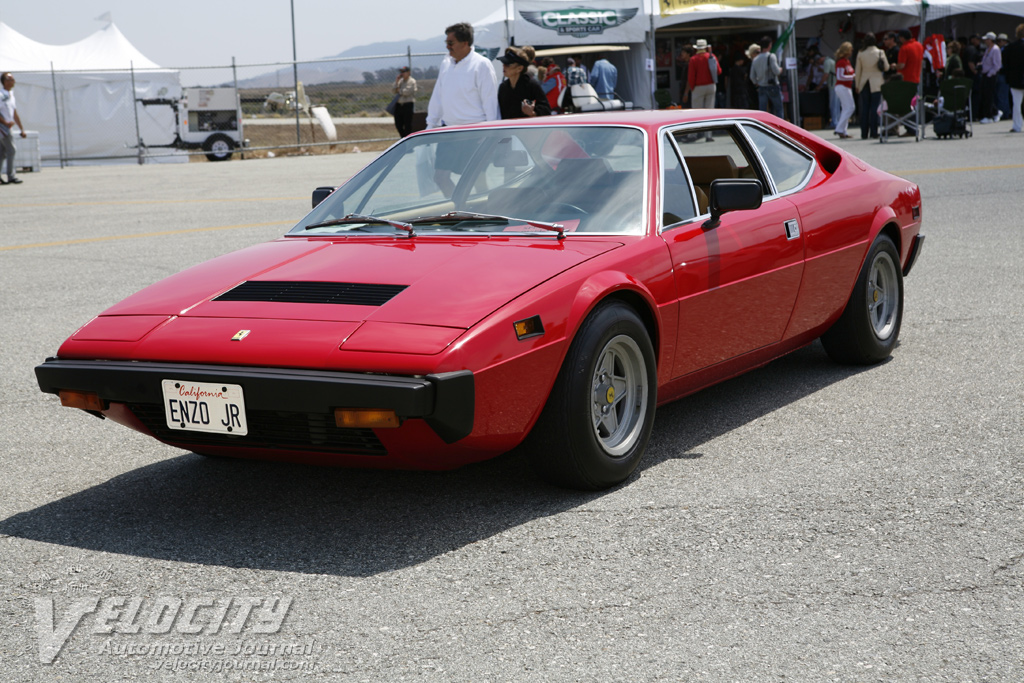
138,87 -> 247,161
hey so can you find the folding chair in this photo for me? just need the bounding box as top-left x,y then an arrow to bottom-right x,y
879,80 -> 920,143
937,77 -> 973,139
565,83 -> 625,112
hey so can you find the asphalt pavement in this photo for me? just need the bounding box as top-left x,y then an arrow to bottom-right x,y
1,119 -> 1022,682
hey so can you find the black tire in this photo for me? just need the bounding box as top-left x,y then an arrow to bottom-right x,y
203,134 -> 235,162
526,300 -> 657,490
821,233 -> 904,364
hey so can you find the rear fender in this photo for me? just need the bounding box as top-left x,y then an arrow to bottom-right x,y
863,205 -> 900,269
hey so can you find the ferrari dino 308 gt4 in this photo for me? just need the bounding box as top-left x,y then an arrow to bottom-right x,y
36,110 -> 924,490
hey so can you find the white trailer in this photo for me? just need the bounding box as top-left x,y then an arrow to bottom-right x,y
138,87 -> 247,161
180,88 -> 244,161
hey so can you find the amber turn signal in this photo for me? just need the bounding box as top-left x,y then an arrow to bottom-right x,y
513,315 -> 544,340
59,390 -> 105,412
334,408 -> 400,429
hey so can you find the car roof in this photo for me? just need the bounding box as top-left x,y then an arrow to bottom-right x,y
429,109 -> 782,135
408,109 -> 842,171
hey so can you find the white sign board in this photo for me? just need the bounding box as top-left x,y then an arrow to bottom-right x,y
515,0 -> 647,45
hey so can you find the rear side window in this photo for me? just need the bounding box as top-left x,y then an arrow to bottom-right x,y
743,125 -> 814,194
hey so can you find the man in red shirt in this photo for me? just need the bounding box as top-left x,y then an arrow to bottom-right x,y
896,29 -> 924,84
684,38 -> 721,141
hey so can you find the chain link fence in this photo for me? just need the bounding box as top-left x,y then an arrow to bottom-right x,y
22,49 -> 451,167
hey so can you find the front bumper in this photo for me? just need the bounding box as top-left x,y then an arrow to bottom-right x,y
35,359 -> 473,445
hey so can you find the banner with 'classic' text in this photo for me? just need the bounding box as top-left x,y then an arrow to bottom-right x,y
515,0 -> 648,45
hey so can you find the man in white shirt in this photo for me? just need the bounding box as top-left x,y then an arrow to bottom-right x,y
426,22 -> 499,196
0,72 -> 28,185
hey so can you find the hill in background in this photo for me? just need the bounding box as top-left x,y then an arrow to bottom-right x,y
237,38 -> 445,87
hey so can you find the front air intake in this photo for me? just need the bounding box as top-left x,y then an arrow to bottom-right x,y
214,281 -> 407,307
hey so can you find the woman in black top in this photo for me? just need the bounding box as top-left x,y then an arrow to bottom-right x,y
497,47 -> 551,119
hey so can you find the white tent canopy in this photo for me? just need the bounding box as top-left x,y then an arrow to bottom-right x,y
657,0 -> 1024,29
0,21 -> 163,71
0,21 -> 181,165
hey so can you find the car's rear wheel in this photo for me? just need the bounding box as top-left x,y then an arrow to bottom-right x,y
821,232 -> 903,364
527,300 -> 657,490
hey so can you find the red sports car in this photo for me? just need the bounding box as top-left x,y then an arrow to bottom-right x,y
36,110 -> 924,490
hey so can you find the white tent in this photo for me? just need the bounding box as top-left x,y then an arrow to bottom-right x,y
657,0 -> 1024,40
0,21 -> 182,165
655,0 -> 1023,118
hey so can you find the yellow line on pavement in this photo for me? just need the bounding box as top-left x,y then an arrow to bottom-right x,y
7,197 -> 305,209
892,163 -> 1024,175
0,220 -> 293,252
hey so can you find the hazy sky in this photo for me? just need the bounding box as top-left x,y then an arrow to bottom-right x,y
0,0 -> 502,68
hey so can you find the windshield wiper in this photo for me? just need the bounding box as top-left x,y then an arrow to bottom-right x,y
410,211 -> 565,239
304,213 -> 415,236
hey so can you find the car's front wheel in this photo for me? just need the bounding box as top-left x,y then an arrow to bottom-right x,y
821,232 -> 904,364
527,300 -> 657,490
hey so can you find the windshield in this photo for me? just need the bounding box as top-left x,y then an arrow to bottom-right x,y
291,125 -> 646,236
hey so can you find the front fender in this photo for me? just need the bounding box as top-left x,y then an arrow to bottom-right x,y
429,241 -> 674,452
565,269 -> 665,365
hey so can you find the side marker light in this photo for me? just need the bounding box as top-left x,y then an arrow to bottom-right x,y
513,315 -> 545,340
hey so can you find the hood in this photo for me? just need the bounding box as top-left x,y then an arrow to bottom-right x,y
103,237 -> 622,329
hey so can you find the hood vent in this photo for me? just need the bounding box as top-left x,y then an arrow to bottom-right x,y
214,281 -> 407,306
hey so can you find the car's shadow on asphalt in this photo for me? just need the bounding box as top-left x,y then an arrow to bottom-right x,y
0,342 -> 872,577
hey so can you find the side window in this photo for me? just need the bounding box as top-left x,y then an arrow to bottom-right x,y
743,125 -> 814,194
661,135 -> 697,226
672,127 -> 768,215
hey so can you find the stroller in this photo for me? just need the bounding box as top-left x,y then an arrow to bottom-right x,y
932,77 -> 973,139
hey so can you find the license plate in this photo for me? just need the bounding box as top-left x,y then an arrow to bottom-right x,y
162,380 -> 248,436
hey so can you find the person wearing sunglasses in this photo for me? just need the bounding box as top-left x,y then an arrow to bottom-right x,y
497,47 -> 550,119
426,22 -> 499,130
426,22 -> 500,196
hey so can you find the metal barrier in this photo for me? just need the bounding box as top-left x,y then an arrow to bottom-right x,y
21,49 -> 446,166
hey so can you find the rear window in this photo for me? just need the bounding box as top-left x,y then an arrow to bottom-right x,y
742,125 -> 815,194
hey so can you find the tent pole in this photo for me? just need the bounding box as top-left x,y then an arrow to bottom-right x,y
504,0 -> 510,46
50,62 -> 65,169
291,0 -> 301,148
918,0 -> 927,140
649,0 -> 657,110
787,1 -> 799,125
130,62 -> 143,165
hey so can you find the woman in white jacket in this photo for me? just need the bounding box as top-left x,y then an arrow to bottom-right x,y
854,33 -> 888,139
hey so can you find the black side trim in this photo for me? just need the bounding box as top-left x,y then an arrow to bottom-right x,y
425,371 -> 474,444
903,234 -> 924,277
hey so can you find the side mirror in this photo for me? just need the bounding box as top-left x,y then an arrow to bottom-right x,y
312,186 -> 337,208
703,179 -> 763,229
